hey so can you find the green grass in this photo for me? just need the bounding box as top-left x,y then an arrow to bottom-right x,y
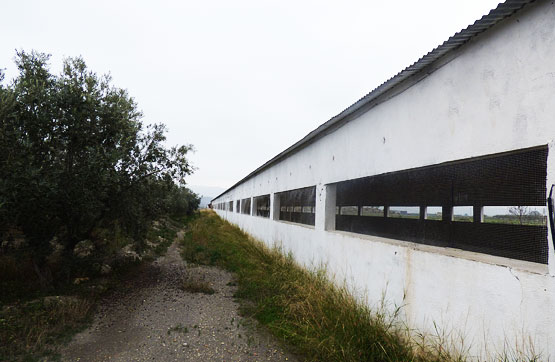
167,323 -> 189,335
144,216 -> 184,258
388,213 -> 420,219
483,216 -> 546,226
181,210 -> 469,362
181,210 -> 544,362
452,216 -> 473,222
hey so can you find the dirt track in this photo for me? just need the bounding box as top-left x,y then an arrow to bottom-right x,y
60,234 -> 298,361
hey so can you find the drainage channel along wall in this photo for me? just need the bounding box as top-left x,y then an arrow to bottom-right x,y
212,1 -> 555,358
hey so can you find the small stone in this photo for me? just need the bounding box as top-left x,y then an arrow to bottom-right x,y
73,239 -> 94,258
100,264 -> 112,275
73,277 -> 89,285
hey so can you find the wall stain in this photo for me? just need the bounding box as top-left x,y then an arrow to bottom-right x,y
482,69 -> 495,80
489,97 -> 501,110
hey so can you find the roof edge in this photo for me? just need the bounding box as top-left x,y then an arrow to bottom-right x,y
212,0 -> 536,202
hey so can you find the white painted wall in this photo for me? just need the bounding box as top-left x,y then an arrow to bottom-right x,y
213,1 -> 555,358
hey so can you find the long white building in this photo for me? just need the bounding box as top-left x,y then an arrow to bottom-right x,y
212,0 -> 555,358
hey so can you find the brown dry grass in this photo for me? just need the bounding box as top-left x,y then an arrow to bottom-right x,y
0,296 -> 92,360
179,267 -> 216,295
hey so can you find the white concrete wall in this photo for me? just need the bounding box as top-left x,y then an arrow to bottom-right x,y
213,1 -> 555,358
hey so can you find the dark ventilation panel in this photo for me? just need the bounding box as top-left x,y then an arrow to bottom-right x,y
241,198 -> 251,215
277,186 -> 316,226
335,146 -> 549,264
254,194 -> 271,218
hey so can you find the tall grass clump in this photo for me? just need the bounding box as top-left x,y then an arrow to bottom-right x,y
182,210 -> 469,362
0,296 -> 92,361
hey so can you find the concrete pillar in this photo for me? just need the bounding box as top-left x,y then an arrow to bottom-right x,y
315,183 -> 336,231
271,193 -> 280,221
442,205 -> 453,222
325,184 -> 337,231
473,205 -> 483,223
547,140 -> 555,276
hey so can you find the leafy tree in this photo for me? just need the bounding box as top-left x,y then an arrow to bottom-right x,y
0,51 -> 199,278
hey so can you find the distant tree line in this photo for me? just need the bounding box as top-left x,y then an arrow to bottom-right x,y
0,51 -> 199,269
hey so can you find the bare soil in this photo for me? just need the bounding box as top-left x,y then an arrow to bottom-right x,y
60,232 -> 298,361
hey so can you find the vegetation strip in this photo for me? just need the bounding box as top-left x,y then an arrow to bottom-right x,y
181,210 -> 468,362
0,51 -> 200,361
0,216 -> 185,361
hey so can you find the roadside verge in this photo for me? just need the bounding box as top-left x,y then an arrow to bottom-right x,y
181,210 -> 468,362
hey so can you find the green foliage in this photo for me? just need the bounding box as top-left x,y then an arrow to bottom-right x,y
0,50 -> 199,265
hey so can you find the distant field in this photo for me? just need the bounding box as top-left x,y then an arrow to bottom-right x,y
484,216 -> 546,226
388,213 -> 420,219
336,208 -> 547,226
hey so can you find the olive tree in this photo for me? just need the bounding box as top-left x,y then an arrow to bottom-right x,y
0,51 -> 198,273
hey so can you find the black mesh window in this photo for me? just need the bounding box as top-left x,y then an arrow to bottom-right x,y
241,198 -> 251,215
278,186 -> 316,226
228,201 -> 233,212
254,194 -> 271,218
335,146 -> 548,264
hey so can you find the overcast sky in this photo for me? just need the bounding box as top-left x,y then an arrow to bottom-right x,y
1,0 -> 502,195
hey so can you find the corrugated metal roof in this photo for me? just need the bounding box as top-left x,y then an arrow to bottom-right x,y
212,0 -> 538,202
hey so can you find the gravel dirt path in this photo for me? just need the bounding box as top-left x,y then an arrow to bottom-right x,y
60,231 -> 299,362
